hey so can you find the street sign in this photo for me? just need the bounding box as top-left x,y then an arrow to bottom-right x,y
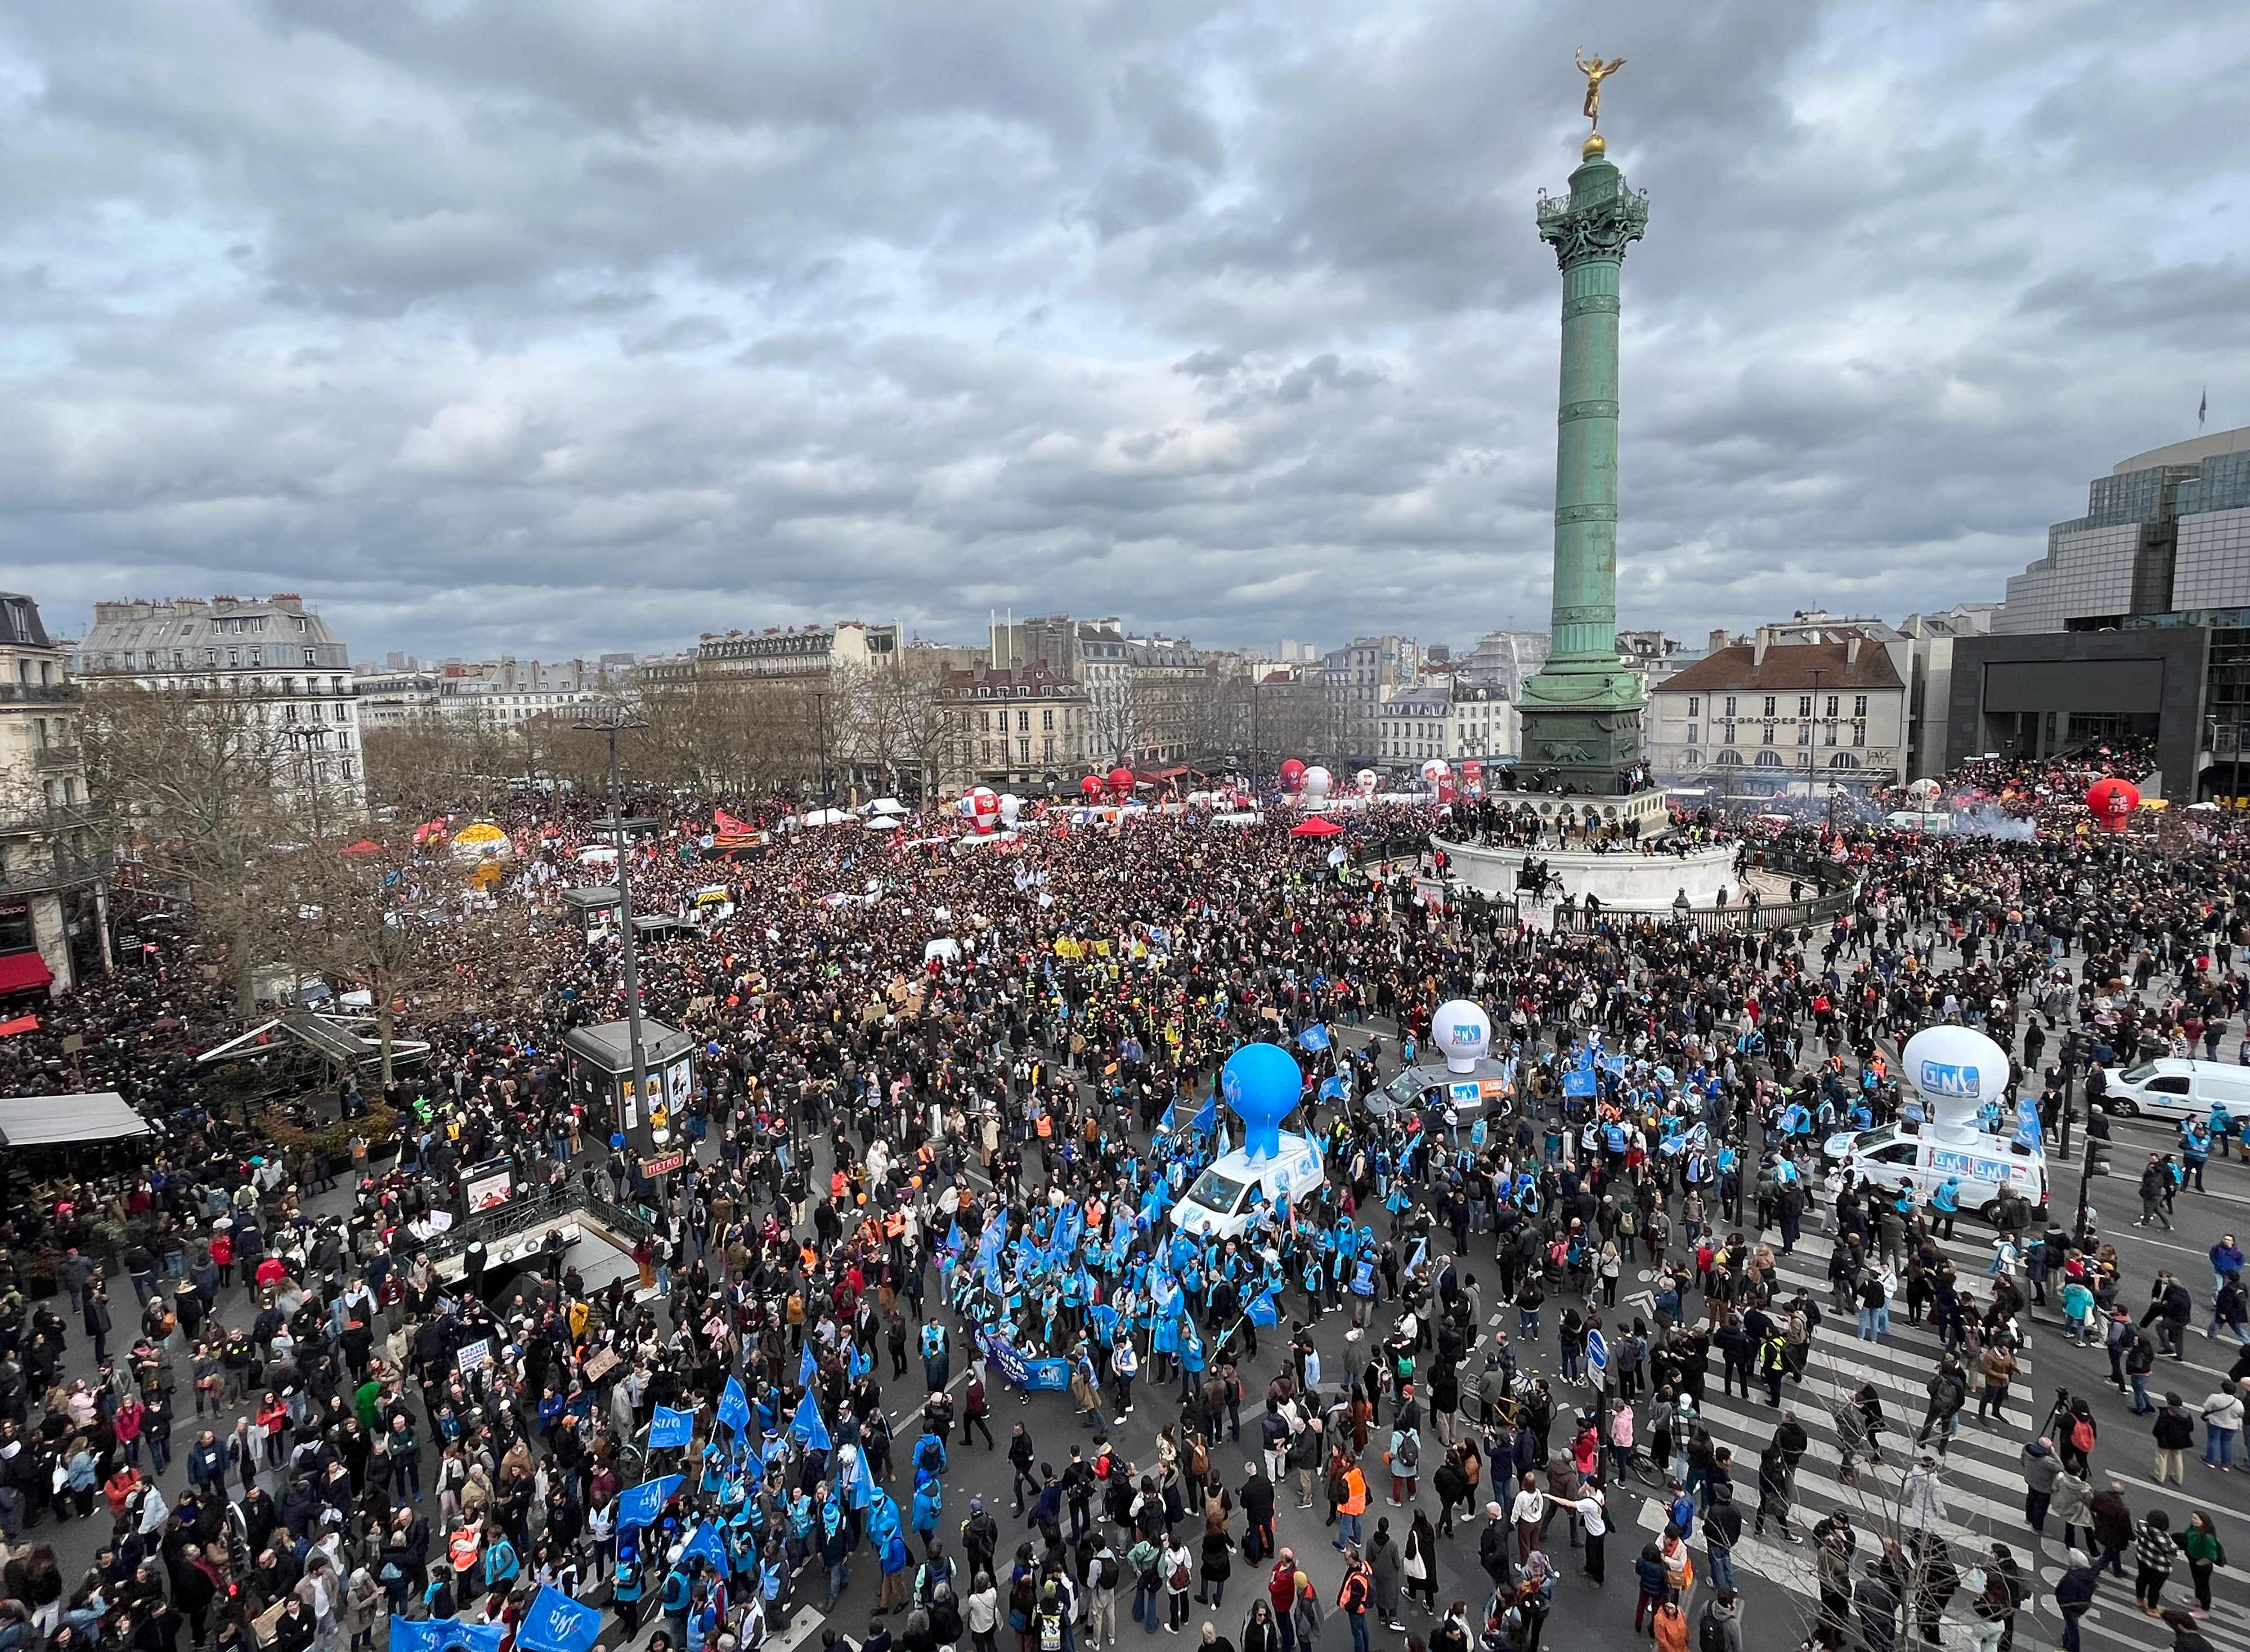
644,1151 -> 687,1177
1584,1329 -> 1607,1373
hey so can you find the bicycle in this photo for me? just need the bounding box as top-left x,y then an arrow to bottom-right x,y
1622,1442 -> 1665,1488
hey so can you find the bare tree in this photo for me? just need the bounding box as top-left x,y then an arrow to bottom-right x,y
81,680 -> 298,1014
263,833 -> 509,1085
835,654 -> 953,801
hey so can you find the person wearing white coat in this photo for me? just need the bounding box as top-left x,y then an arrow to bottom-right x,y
1903,1454 -> 1947,1531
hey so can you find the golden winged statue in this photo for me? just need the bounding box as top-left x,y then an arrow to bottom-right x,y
1575,47 -> 1625,129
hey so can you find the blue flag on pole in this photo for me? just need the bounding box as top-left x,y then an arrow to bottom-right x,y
2015,1094 -> 2044,1151
718,1376 -> 751,1436
1190,1094 -> 1217,1136
1248,1289 -> 1279,1328
516,1588 -> 604,1652
1299,1023 -> 1331,1052
649,1406 -> 695,1451
678,1521 -> 729,1577
797,1340 -> 816,1388
389,1622 -> 507,1652
847,1442 -> 877,1509
1407,1236 -> 1428,1274
848,1341 -> 869,1382
790,1389 -> 832,1453
616,1475 -> 683,1530
1318,1075 -> 1346,1102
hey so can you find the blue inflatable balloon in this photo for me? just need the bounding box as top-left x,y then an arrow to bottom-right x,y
1222,1042 -> 1302,1160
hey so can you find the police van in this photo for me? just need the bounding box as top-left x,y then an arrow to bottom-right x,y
1820,1123 -> 2049,1222
1173,1136 -> 1326,1241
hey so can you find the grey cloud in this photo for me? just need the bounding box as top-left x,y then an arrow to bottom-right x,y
1,0 -> 2248,662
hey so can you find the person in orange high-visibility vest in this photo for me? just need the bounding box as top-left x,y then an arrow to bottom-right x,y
1336,1460 -> 1370,1551
449,1524 -> 481,1603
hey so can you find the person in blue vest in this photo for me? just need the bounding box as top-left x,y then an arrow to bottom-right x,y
2182,1122 -> 2212,1192
1929,1176 -> 1962,1241
611,1551 -> 645,1637
661,1560 -> 695,1647
480,1524 -> 520,1597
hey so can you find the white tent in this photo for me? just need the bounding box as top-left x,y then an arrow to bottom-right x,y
801,807 -> 855,828
865,797 -> 908,816
0,1092 -> 154,1148
862,815 -> 902,831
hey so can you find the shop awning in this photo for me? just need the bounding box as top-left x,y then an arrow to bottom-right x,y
0,951 -> 52,996
0,1092 -> 153,1149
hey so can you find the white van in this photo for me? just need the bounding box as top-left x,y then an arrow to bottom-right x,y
2099,1058 -> 2250,1123
1820,1123 -> 2049,1222
1174,1138 -> 1326,1241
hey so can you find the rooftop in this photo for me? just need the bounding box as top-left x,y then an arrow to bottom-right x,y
2114,424 -> 2250,475
1657,639 -> 1904,695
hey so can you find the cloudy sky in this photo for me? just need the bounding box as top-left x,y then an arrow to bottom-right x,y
5,0 -> 2247,663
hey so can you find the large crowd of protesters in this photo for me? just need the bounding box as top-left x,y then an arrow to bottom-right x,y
0,742 -> 2245,1652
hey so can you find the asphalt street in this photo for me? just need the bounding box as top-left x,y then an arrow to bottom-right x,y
25,945 -> 2250,1652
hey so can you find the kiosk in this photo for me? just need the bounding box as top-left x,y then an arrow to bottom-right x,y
562,1018 -> 698,1173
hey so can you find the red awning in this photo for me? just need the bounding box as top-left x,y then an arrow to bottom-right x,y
0,1013 -> 38,1037
1290,816 -> 1344,838
0,951 -> 52,997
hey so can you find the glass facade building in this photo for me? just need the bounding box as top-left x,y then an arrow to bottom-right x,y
1999,428 -> 2250,633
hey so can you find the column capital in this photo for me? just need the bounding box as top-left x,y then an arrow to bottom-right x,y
1536,161 -> 1649,271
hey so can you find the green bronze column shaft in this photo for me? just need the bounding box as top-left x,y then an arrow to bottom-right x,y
1517,136 -> 1650,796
1552,202 -> 1622,661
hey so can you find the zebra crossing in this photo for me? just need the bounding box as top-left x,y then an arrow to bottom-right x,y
1585,1224 -> 2250,1652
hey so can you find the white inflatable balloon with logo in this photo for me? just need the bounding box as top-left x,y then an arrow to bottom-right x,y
1900,1024 -> 2009,1139
1431,999 -> 1491,1074
998,792 -> 1023,825
967,787 -> 1002,834
1420,758 -> 1451,786
1355,769 -> 1378,796
1302,765 -> 1333,799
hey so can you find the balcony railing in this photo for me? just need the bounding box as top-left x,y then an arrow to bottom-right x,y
0,849 -> 112,896
0,802 -> 111,837
0,684 -> 83,704
30,745 -> 82,771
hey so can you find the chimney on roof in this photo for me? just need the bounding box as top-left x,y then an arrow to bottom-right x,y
1708,628 -> 1728,653
268,594 -> 303,613
1846,634 -> 1863,669
1753,627 -> 1770,672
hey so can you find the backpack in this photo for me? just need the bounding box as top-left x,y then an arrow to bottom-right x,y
1169,1554 -> 1192,1591
2070,1416 -> 2095,1453
1096,1554 -> 1120,1592
1397,1434 -> 1419,1473
1698,1607 -> 1726,1652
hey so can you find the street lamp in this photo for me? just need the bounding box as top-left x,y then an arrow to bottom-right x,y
282,724 -> 327,839
574,703 -> 663,1159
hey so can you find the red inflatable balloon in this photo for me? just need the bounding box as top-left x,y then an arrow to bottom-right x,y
2086,776 -> 2139,831
1106,766 -> 1135,798
1079,774 -> 1104,800
1279,759 -> 1307,792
